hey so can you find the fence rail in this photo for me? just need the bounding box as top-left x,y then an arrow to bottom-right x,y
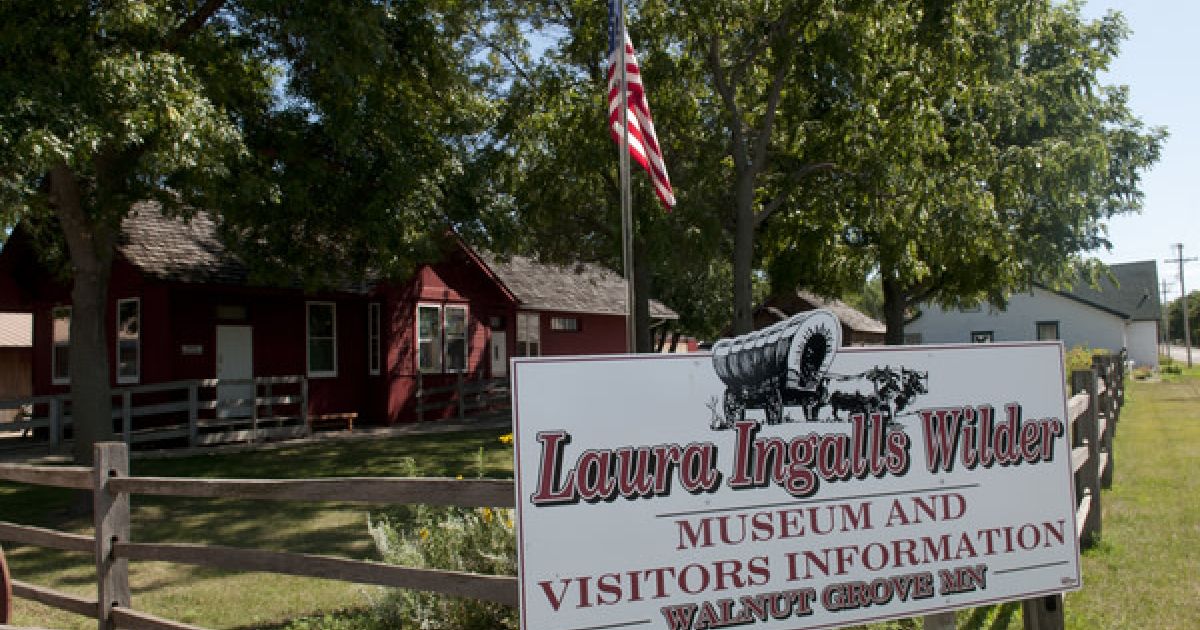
0,377 -> 312,452
415,374 -> 510,423
0,441 -> 518,629
1024,353 -> 1125,630
0,357 -> 1126,630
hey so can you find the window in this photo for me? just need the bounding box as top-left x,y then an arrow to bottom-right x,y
550,316 -> 580,332
1036,321 -> 1060,341
418,305 -> 442,372
307,302 -> 337,377
52,306 -> 71,385
417,304 -> 469,373
116,298 -> 140,384
444,306 -> 467,372
368,303 -> 382,375
971,331 -> 994,344
517,312 -> 540,356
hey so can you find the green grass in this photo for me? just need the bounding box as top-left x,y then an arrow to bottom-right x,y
6,371 -> 1200,630
1,429 -> 515,630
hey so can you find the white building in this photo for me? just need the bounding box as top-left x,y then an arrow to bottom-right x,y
907,261 -> 1161,368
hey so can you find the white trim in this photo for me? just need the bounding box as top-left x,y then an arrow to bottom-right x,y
444,304 -> 469,373
51,305 -> 71,385
306,301 -> 338,378
368,302 -> 382,376
115,297 -> 141,384
416,303 -> 470,374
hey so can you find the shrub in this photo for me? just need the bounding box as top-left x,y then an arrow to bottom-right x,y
367,505 -> 518,630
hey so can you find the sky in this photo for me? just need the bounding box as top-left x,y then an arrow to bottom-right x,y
1081,1 -> 1200,303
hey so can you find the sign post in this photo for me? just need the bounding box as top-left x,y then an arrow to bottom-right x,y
512,312 -> 1080,630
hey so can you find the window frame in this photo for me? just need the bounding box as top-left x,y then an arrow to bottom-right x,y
115,297 -> 141,384
368,302 -> 382,376
51,306 -> 71,385
550,316 -> 581,332
517,311 -> 541,357
306,302 -> 338,378
1036,321 -> 1060,341
970,330 -> 994,344
417,303 -> 443,373
443,305 -> 469,374
416,303 -> 470,374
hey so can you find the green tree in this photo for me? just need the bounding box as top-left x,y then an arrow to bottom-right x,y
1166,291 -> 1199,347
768,1 -> 1164,343
0,0 -> 502,463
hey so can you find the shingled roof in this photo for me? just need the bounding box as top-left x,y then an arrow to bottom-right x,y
1045,261 -> 1161,321
120,204 -> 250,285
476,253 -> 678,319
117,209 -> 678,319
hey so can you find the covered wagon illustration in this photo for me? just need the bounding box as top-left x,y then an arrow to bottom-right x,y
711,310 -> 841,427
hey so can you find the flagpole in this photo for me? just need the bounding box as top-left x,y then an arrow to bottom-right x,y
618,2 -> 637,354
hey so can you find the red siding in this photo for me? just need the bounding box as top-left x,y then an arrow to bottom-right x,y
538,311 -> 627,356
8,236 -> 644,429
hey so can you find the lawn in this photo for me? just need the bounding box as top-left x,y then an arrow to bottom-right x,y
4,369 -> 1199,629
1,428 -> 516,630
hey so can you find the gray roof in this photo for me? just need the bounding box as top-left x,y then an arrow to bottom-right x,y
793,290 -> 886,333
119,209 -> 678,319
477,253 -> 678,320
120,205 -> 250,284
1049,261 -> 1161,321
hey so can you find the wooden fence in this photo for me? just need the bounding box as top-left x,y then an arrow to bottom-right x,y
415,374 -> 510,423
1021,354 -> 1124,630
0,358 -> 1125,630
0,376 -> 310,451
0,442 -> 517,629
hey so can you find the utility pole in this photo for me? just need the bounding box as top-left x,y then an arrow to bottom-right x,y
1166,243 -> 1197,367
1160,278 -> 1172,356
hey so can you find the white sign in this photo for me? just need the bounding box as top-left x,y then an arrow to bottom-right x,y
512,312 -> 1080,630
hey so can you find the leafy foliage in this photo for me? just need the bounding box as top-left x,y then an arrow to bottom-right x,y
0,0 -> 513,460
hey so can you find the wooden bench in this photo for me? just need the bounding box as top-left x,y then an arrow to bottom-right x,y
308,412 -> 357,433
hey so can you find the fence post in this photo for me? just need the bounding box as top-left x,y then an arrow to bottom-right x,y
300,378 -> 310,437
93,442 -> 131,630
416,372 -> 424,423
1092,357 -> 1115,490
1023,594 -> 1065,630
923,611 -> 955,629
1072,369 -> 1102,547
121,391 -> 132,446
188,382 -> 199,447
250,380 -> 259,444
49,397 -> 61,447
457,371 -> 465,421
1,542 -> 11,624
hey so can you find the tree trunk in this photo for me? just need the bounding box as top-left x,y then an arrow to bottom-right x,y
731,175 -> 757,335
881,272 -> 908,346
50,165 -> 117,466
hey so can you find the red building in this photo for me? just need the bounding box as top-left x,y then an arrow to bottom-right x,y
0,207 -> 677,425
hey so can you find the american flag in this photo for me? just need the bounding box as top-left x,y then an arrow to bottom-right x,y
607,1 -> 675,210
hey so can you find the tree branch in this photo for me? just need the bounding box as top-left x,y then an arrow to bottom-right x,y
754,162 -> 837,229
706,33 -> 748,175
167,0 -> 227,51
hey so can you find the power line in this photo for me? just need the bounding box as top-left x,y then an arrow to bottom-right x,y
1165,243 -> 1197,367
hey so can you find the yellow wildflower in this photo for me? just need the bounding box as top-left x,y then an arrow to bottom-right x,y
456,474 -> 464,480
499,433 -> 514,444
419,528 -> 430,541
481,508 -> 494,523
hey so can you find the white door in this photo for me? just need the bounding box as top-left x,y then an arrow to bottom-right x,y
490,331 -> 507,378
216,325 -> 254,419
